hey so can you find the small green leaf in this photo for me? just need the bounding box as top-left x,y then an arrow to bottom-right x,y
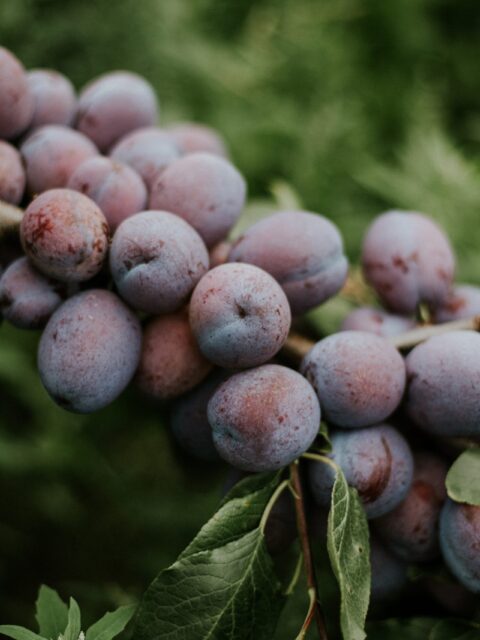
318,422 -> 332,453
446,448 -> 480,505
63,599 -> 81,640
327,466 -> 370,640
86,604 -> 136,640
133,473 -> 284,640
367,618 -> 438,639
35,585 -> 69,639
0,626 -> 45,640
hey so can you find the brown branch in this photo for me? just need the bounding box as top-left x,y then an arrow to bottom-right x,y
290,461 -> 329,640
282,314 -> 480,361
0,199 -> 23,239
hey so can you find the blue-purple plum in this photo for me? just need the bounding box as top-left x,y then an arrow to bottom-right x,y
68,156 -> 147,231
440,499 -> 480,594
308,424 -> 414,519
362,210 -> 455,314
405,330 -> 480,438
370,534 -> 408,603
136,309 -> 212,400
20,189 -> 109,282
229,210 -> 348,314
340,306 -> 415,337
375,453 -> 447,562
167,122 -> 228,157
433,284 -> 480,323
208,364 -> 320,472
38,289 -> 141,413
170,371 -> 230,461
21,125 -> 98,194
0,47 -> 33,139
110,210 -> 209,314
110,127 -> 180,188
0,141 -> 25,205
0,257 -> 69,329
149,152 -> 246,247
27,69 -> 76,129
76,71 -> 158,152
189,263 -> 291,369
301,331 -> 406,428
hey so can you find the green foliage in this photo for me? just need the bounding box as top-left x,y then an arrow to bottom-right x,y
446,448 -> 480,506
133,473 -> 284,640
327,465 -> 370,640
0,587 -> 134,640
35,586 -> 69,639
367,618 -> 480,640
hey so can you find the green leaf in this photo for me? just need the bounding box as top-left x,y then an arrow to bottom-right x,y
63,599 -> 81,640
133,473 -> 284,640
86,604 -> 136,640
367,618 -> 438,639
327,466 -> 370,640
446,448 -> 480,506
0,627 -> 45,640
430,619 -> 480,640
35,585 -> 69,640
318,422 -> 332,453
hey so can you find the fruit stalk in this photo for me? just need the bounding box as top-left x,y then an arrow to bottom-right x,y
0,198 -> 23,238
289,460 -> 329,640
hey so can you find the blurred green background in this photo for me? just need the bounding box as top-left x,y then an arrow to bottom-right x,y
0,0 -> 480,634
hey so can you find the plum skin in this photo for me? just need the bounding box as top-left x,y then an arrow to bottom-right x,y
76,71 -> 159,152
20,125 -> 98,195
110,126 -> 180,188
362,210 -> 455,314
405,330 -> 480,438
301,331 -> 406,428
308,424 -> 414,519
20,188 -> 109,283
370,534 -> 407,603
340,306 -> 415,337
374,453 -> 447,562
136,309 -> 212,401
189,263 -> 291,369
166,122 -> 227,157
0,47 -> 34,139
149,152 -> 246,248
0,141 -> 25,205
440,499 -> 480,594
229,210 -> 348,315
433,284 -> 480,323
0,257 -> 67,329
109,210 -> 209,314
38,289 -> 142,413
68,156 -> 147,231
208,364 -> 321,472
27,69 -> 77,129
170,371 -> 230,462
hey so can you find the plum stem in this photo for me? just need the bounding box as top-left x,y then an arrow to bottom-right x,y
283,314 -> 480,360
290,460 -> 329,640
0,199 -> 23,238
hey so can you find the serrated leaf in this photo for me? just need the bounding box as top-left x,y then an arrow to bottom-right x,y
85,604 -> 136,640
327,467 -> 370,640
35,585 -> 69,640
446,448 -> 480,506
367,618 -> 438,639
0,626 -> 45,640
133,473 -> 284,640
430,619 -> 480,640
63,599 -> 81,640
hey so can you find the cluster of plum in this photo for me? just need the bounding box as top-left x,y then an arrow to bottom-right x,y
0,46 -> 479,611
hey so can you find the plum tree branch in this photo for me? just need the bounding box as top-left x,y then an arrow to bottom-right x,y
283,314 -> 480,361
289,460 -> 329,640
0,199 -> 23,239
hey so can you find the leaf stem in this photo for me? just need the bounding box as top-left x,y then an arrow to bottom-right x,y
302,452 -> 338,473
284,552 -> 304,596
0,199 -> 23,238
289,461 -> 329,640
259,479 -> 290,533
